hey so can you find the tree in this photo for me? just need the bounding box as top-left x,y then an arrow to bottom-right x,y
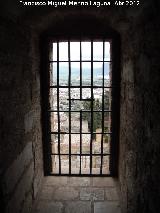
82,91 -> 110,139
82,97 -> 101,139
104,91 -> 110,110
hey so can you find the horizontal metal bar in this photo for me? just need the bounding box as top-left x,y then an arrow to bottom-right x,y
50,85 -> 116,88
48,110 -> 112,113
49,173 -> 111,177
67,98 -> 95,101
50,153 -> 110,156
49,60 -> 112,63
50,132 -> 112,135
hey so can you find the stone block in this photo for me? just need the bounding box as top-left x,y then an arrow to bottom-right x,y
25,110 -> 35,133
94,201 -> 121,213
6,162 -> 34,213
53,187 -> 79,200
65,201 -> 91,213
3,142 -> 33,195
68,177 -> 91,187
39,186 -> 54,201
24,110 -> 39,133
33,171 -> 43,199
123,60 -> 134,83
105,188 -> 119,201
45,176 -> 68,186
93,177 -> 117,187
80,188 -> 104,201
35,201 -> 63,213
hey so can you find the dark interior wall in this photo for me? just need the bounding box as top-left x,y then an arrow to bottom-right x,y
119,5 -> 160,213
0,15 -> 43,213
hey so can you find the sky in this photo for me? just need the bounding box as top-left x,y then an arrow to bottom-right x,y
52,42 -> 110,68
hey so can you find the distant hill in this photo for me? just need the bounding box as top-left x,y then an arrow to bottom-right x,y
53,63 -> 110,82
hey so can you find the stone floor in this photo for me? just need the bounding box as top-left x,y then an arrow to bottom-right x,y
32,176 -> 121,213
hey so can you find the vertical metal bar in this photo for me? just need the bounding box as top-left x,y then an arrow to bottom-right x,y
80,110 -> 82,174
80,41 -> 82,174
57,41 -> 61,174
90,41 -> 93,175
100,41 -> 105,174
80,41 -> 82,99
110,40 -> 115,176
68,41 -> 71,175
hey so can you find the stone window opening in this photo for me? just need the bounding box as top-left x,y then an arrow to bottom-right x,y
41,38 -> 120,177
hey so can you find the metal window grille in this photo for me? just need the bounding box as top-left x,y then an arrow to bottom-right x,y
44,39 -> 119,176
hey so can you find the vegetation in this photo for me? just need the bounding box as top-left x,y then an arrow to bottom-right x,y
82,91 -> 110,139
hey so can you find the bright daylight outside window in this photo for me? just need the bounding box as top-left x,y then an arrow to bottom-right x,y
48,40 -> 113,176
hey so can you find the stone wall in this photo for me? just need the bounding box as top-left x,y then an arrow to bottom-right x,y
0,16 -> 44,213
28,4 -> 160,212
119,3 -> 160,213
